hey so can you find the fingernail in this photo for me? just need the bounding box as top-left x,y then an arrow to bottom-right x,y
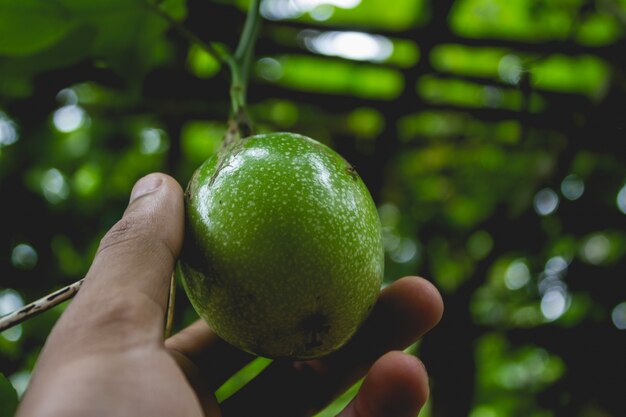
130,175 -> 163,202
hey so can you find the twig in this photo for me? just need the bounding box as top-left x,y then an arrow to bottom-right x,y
164,272 -> 176,338
1,273 -> 179,336
0,279 -> 85,333
226,0 -> 262,135
143,0 -> 227,63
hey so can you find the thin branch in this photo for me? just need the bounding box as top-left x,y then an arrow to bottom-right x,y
164,272 -> 176,338
0,279 -> 85,333
143,0 -> 227,63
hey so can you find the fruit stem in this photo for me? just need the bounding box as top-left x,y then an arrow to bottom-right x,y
227,0 -> 262,136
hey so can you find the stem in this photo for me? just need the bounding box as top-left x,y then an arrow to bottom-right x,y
144,0 -> 227,63
228,0 -> 262,133
164,272 -> 176,338
235,0 -> 263,85
0,274 -> 178,336
148,0 -> 261,137
0,279 -> 84,333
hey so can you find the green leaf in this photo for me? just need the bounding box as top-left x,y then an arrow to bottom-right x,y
0,26 -> 96,98
0,373 -> 18,417
0,0 -> 187,93
0,0 -> 75,56
56,0 -> 187,82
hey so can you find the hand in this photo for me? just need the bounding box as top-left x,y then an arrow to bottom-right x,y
17,173 -> 444,417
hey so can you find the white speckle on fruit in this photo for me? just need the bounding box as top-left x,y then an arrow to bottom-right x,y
182,132 -> 383,359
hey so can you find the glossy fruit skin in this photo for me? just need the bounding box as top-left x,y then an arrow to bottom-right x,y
179,132 -> 383,359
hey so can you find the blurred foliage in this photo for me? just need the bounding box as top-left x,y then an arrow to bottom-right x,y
0,373 -> 18,417
1,0 -> 625,416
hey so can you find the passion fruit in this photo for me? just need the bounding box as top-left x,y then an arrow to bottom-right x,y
178,132 -> 383,359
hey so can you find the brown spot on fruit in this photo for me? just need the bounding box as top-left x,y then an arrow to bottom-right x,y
301,312 -> 331,350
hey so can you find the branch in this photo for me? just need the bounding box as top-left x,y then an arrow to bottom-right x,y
144,0 -> 227,63
0,279 -> 84,333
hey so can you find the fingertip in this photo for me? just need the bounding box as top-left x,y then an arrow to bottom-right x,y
130,173 -> 184,205
351,351 -> 428,417
159,173 -> 185,196
124,172 -> 185,254
130,174 -> 162,202
398,276 -> 444,328
385,276 -> 444,334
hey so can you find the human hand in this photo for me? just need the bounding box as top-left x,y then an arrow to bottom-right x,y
17,173 -> 444,417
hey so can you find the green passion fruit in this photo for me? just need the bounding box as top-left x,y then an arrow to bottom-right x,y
178,132 -> 383,359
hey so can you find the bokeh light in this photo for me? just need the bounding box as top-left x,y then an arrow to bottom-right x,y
611,302 -> 626,330
53,105 -> 87,133
389,237 -> 418,263
580,233 -> 611,265
0,289 -> 24,342
261,0 -> 361,20
617,182 -> 626,214
301,30 -> 393,62
9,371 -> 31,398
40,168 -> 70,203
560,174 -> 585,201
504,259 -> 530,290
0,112 -> 19,147
498,54 -> 523,85
256,57 -> 284,81
544,256 -> 568,275
139,128 -> 168,154
533,188 -> 559,216
541,288 -> 568,321
56,88 -> 78,106
11,243 -> 38,270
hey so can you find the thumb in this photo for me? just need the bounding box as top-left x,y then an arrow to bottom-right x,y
53,173 -> 185,346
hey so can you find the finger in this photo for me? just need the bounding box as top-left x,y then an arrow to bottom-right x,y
324,276 -> 443,372
220,276 -> 443,417
50,173 -> 185,350
337,351 -> 428,417
165,320 -> 255,390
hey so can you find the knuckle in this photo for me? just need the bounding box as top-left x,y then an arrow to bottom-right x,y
52,290 -> 164,351
78,292 -> 162,340
98,292 -> 161,326
97,214 -> 158,257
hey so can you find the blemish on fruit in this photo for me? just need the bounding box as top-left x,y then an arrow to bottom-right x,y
346,164 -> 359,179
301,312 -> 331,350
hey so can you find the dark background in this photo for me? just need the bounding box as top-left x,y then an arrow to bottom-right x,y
1,0 -> 625,416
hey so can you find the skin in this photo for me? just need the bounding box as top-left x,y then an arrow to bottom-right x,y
182,133 -> 385,358
16,173 -> 444,417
